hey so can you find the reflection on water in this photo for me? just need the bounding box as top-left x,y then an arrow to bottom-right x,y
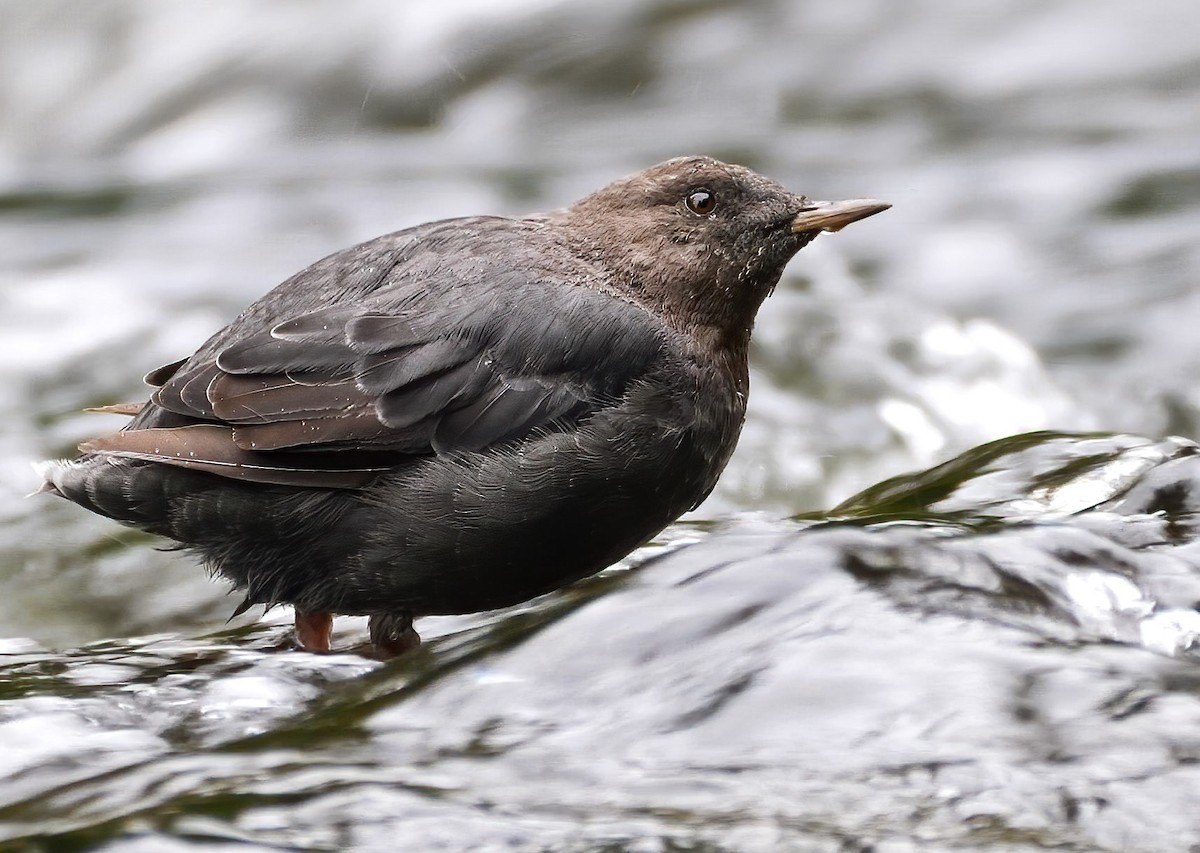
8,432 -> 1200,850
3,0 -> 1200,850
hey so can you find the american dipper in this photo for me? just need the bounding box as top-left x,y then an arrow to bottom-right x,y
41,156 -> 888,656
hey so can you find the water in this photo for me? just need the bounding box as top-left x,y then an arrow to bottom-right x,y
3,0 -> 1200,849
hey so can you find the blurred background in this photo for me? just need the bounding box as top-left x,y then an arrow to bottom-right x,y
5,3 -> 1200,851
2,0 -> 1199,653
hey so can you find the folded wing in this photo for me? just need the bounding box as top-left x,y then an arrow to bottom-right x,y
91,263 -> 664,487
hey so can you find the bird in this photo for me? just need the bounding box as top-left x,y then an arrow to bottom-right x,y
40,156 -> 889,657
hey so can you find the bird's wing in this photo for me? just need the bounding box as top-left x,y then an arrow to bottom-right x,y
85,272 -> 665,487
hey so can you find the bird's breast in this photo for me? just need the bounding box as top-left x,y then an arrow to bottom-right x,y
352,350 -> 746,615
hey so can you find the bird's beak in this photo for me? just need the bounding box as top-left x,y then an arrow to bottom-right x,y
790,198 -> 891,234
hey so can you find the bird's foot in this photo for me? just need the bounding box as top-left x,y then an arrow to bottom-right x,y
290,609 -> 419,659
367,612 -> 421,660
293,609 -> 334,652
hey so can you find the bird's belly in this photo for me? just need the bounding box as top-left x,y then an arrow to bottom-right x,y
348,392 -> 740,616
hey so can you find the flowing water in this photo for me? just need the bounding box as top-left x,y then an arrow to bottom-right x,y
3,1 -> 1200,850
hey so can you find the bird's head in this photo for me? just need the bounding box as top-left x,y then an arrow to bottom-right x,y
559,156 -> 889,351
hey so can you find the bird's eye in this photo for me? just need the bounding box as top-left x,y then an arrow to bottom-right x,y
685,188 -> 717,216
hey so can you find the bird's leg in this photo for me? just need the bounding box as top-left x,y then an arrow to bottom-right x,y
368,612 -> 421,659
294,609 -> 334,652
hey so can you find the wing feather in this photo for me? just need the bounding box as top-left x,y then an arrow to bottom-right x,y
97,220 -> 665,486
216,338 -> 352,374
81,425 -> 391,487
356,338 -> 471,395
209,374 -> 369,423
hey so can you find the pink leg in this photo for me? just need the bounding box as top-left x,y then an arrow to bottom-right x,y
294,610 -> 334,652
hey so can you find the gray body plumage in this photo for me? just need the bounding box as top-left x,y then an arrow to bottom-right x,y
41,157 -> 888,651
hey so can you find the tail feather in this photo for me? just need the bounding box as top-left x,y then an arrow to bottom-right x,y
39,456 -> 174,530
30,461 -> 65,497
38,452 -> 365,613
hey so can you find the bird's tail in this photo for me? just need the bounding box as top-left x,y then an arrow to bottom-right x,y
37,455 -> 181,534
38,452 -> 354,535
38,454 -> 362,611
